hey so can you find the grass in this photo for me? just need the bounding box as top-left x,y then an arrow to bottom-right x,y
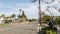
41,30 -> 57,34
46,30 -> 57,34
0,24 -> 5,26
52,32 -> 57,34
0,23 -> 13,26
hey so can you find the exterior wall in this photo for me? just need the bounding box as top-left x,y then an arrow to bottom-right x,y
0,17 -> 14,24
0,20 -> 1,23
0,17 -> 4,23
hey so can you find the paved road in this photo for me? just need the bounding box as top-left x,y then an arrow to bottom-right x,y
0,21 -> 38,34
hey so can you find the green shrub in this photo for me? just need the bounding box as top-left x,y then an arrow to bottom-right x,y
41,27 -> 57,34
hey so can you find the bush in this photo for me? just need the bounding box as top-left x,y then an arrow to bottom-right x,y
41,27 -> 57,34
29,20 -> 32,22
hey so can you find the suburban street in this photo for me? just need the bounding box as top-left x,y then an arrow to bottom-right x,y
0,21 -> 38,34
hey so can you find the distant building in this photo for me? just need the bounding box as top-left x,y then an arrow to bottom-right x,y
0,16 -> 4,23
0,15 -> 14,24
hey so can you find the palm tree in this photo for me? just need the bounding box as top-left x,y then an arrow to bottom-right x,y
20,9 -> 22,12
20,9 -> 22,16
22,11 -> 27,19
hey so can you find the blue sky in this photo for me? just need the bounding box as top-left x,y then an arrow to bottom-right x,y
0,0 -> 60,19
0,0 -> 38,19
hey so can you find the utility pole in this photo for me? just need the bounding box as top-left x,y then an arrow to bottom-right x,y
32,0 -> 54,26
38,0 -> 54,25
38,0 -> 42,25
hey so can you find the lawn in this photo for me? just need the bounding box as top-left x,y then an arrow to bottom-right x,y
46,30 -> 57,34
0,23 -> 13,26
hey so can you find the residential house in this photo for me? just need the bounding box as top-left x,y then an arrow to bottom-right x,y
0,16 -> 4,24
0,15 -> 14,24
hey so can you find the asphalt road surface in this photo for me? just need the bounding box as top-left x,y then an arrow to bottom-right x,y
0,21 -> 38,34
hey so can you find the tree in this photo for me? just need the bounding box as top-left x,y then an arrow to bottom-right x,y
42,0 -> 54,4
32,0 -> 54,24
1,14 -> 5,17
22,11 -> 27,19
19,9 -> 22,16
55,16 -> 60,25
11,13 -> 16,18
46,6 -> 54,16
11,13 -> 16,22
18,9 -> 27,19
18,15 -> 22,18
43,15 -> 51,23
20,9 -> 22,12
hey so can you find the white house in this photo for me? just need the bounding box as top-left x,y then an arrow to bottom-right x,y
0,17 -> 4,23
0,14 -> 5,23
0,15 -> 13,24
